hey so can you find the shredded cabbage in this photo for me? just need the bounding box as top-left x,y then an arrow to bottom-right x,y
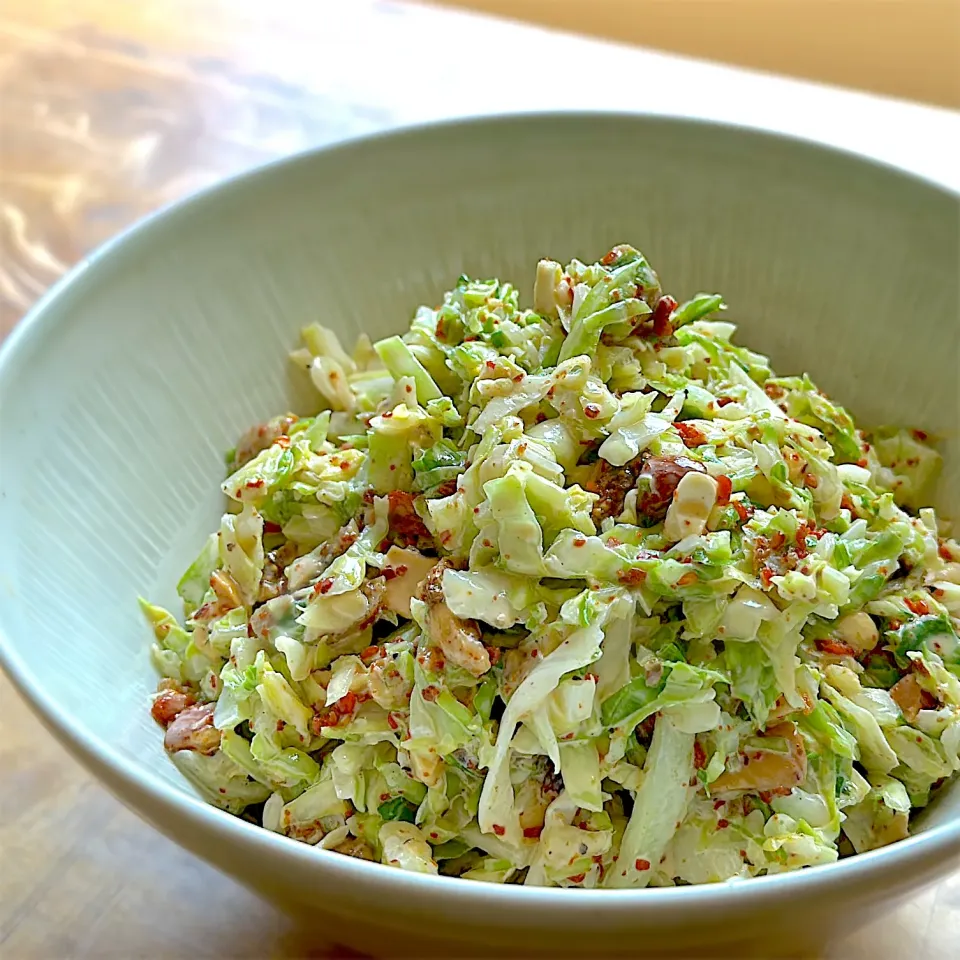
143,244 -> 957,888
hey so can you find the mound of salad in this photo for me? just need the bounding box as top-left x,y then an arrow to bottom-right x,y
142,244 -> 960,888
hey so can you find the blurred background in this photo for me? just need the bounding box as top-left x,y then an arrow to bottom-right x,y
439,0 -> 960,108
1,2 -> 958,958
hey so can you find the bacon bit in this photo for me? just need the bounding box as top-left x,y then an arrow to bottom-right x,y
245,477 -> 265,489
572,537 -> 587,547
651,295 -> 677,338
904,597 -> 930,616
386,713 -> 399,731
276,719 -> 286,732
770,531 -> 786,550
151,689 -> 196,726
758,787 -> 793,802
567,873 -> 586,884
523,826 -> 543,839
764,383 -> 786,400
382,411 -> 393,419
163,703 -> 219,755
677,572 -> 698,587
275,435 -> 291,449
360,644 -> 383,663
760,566 -> 775,588
485,645 -> 502,666
433,478 -> 458,498
733,500 -> 752,522
485,360 -> 497,370
263,521 -> 283,534
693,740 -> 707,770
492,824 -> 506,837
717,819 -> 730,830
339,692 -> 357,715
600,249 -> 619,266
676,422 -> 707,447
315,578 -> 334,596
912,429 -> 928,441
939,543 -> 955,561
340,461 -> 351,471
715,475 -> 732,506
387,490 -> 432,545
421,685 -> 440,703
584,403 -> 601,420
635,859 -> 651,871
617,568 -> 646,586
856,458 -> 869,468
803,473 -> 819,489
816,637 -> 856,657
841,493 -> 855,512
716,396 -> 736,407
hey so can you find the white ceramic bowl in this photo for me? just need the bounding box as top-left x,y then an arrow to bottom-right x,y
1,114 -> 958,957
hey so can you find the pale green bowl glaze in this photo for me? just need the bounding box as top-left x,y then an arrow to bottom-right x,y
1,114 -> 958,956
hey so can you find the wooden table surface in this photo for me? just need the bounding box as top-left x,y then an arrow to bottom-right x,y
1,2 -> 959,957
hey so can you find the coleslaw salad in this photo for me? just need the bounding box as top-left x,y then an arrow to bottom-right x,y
143,244 -> 960,888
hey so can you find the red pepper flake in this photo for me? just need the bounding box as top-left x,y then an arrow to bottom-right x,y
677,572 -> 698,587
693,740 -> 707,770
912,429 -> 928,441
386,713 -> 399,730
939,543 -> 955,561
717,819 -> 730,830
523,826 -> 543,839
856,458 -> 869,468
573,537 -> 587,547
600,249 -> 619,266
676,422 -> 707,447
485,360 -> 497,370
316,578 -> 334,595
360,645 -> 383,663
713,799 -> 725,810
276,719 -> 286,732
382,411 -> 393,419
770,531 -> 786,550
584,403 -> 601,420
263,521 -> 283,534
535,412 -> 548,423
245,478 -> 265,489
715,475 -> 732,506
760,566 -> 775,588
421,685 -> 440,703
382,566 -> 399,581
733,500 -> 752,522
716,396 -> 735,407
904,597 -> 930,616
340,461 -> 351,471
339,692 -> 357,715
804,473 -> 819,489
485,645 -> 501,666
492,824 -> 506,837
841,494 -> 855,512
635,859 -> 651,871
567,873 -> 586,884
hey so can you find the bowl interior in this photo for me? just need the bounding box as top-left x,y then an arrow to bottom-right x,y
1,114 -> 959,839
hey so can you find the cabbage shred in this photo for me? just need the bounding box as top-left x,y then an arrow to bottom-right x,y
143,245 -> 960,888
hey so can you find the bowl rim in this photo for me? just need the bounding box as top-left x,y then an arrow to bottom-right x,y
2,110 -> 959,915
